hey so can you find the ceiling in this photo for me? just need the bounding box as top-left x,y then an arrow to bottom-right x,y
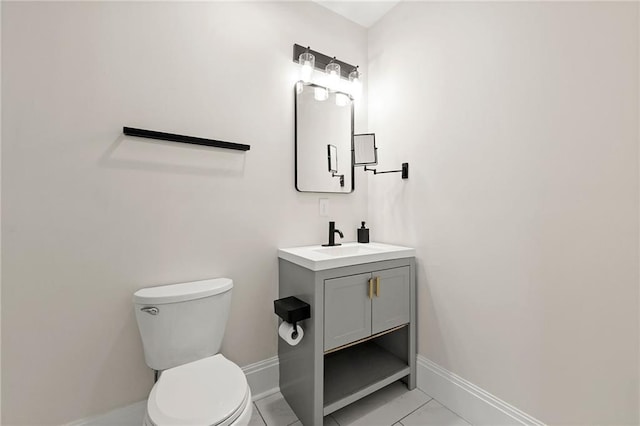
313,1 -> 401,28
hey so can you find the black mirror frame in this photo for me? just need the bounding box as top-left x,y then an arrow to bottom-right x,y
294,82 -> 355,193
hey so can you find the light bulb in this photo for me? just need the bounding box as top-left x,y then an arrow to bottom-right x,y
351,79 -> 362,98
349,67 -> 362,99
314,87 -> 328,101
299,50 -> 315,83
335,93 -> 349,107
325,59 -> 341,89
301,61 -> 313,82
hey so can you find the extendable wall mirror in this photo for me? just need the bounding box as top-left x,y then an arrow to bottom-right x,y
353,133 -> 409,179
353,133 -> 377,166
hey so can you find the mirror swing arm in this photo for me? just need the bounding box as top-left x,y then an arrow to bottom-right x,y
353,133 -> 409,179
364,163 -> 409,179
331,171 -> 345,187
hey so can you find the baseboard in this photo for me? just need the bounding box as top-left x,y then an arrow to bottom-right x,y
417,355 -> 545,425
66,356 -> 281,425
65,401 -> 147,426
242,355 -> 280,401
69,354 -> 544,426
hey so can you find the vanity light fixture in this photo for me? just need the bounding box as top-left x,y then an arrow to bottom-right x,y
293,44 -> 361,97
298,46 -> 315,83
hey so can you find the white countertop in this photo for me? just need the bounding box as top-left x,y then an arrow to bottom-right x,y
278,242 -> 415,271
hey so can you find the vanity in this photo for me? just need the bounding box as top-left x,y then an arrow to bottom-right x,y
277,242 -> 416,426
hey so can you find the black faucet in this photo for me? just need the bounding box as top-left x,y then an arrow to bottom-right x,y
322,221 -> 344,247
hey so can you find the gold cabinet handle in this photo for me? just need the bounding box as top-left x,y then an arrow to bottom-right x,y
368,278 -> 374,299
376,276 -> 380,297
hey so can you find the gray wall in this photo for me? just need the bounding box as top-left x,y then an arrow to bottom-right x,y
367,2 -> 639,424
1,2 -> 368,424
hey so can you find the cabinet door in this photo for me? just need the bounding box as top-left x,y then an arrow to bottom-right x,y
371,266 -> 410,335
324,273 -> 372,351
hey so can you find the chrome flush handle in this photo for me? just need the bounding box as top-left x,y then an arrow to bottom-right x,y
141,306 -> 159,315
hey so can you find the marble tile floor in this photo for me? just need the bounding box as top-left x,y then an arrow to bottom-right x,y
251,381 -> 471,426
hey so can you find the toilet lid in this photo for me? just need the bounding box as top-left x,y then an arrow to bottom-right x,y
147,355 -> 249,426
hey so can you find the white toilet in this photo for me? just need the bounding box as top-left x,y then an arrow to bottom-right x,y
133,278 -> 252,426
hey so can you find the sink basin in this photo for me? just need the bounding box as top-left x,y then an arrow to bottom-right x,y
312,245 -> 382,257
279,242 -> 415,271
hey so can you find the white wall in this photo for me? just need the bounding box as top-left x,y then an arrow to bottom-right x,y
1,2 -> 368,424
0,1 -> 3,421
367,2 -> 639,424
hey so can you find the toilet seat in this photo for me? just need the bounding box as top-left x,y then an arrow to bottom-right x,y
147,354 -> 251,426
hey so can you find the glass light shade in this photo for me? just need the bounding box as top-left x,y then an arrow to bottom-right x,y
314,87 -> 328,101
325,61 -> 341,88
335,93 -> 349,107
349,68 -> 362,99
299,51 -> 315,83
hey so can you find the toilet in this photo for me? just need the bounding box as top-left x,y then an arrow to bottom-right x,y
133,278 -> 252,426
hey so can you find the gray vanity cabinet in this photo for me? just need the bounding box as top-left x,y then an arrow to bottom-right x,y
324,273 -> 371,351
324,267 -> 410,351
278,257 -> 416,426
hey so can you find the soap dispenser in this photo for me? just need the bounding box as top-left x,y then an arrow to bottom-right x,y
357,221 -> 370,243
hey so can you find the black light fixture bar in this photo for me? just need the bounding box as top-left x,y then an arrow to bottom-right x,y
293,44 -> 357,80
123,127 -> 250,151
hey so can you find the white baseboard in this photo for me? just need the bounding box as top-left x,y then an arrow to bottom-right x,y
65,401 -> 147,426
242,355 -> 280,401
67,356 -> 281,425
417,355 -> 545,426
69,354 -> 544,426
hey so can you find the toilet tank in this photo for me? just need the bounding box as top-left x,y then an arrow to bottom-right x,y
133,278 -> 233,371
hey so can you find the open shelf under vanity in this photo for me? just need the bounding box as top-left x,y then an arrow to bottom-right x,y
323,337 -> 411,415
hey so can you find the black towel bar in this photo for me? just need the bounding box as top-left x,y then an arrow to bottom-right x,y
123,127 -> 250,151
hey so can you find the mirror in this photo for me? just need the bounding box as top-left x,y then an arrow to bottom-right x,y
328,144 -> 338,172
353,133 -> 377,166
295,82 -> 353,193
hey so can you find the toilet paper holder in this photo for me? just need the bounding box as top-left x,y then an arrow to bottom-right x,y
274,296 -> 310,336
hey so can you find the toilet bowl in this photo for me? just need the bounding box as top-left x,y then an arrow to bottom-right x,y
144,355 -> 252,426
133,278 -> 252,426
